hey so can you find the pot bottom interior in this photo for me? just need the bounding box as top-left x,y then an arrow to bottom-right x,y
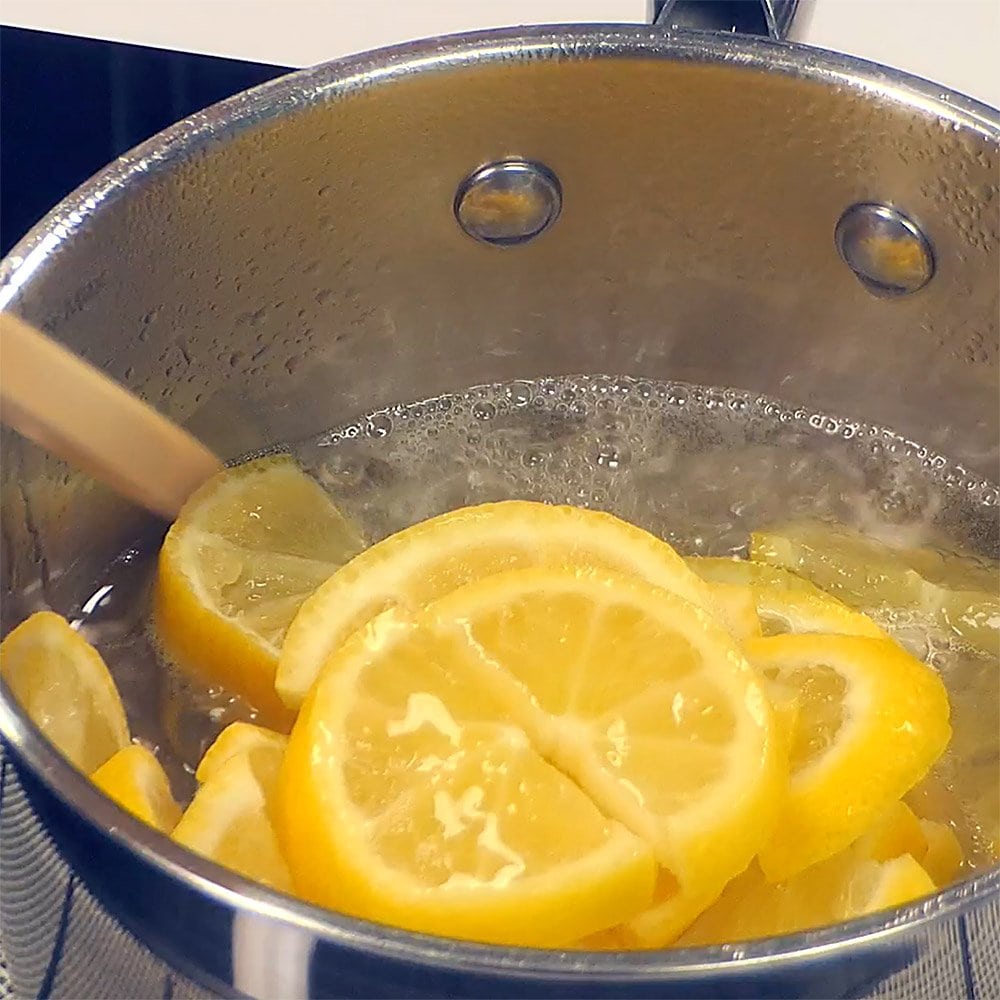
66,372 -> 999,947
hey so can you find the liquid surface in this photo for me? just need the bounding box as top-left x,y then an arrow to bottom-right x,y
71,375 -> 999,866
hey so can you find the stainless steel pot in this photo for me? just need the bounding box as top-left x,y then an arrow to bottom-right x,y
1,24 -> 998,1000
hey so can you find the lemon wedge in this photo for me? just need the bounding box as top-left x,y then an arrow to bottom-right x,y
918,819 -> 964,886
747,634 -> 951,881
0,611 -> 129,774
91,744 -> 181,833
686,555 -> 884,640
155,455 -> 364,728
593,796 -> 931,949
750,522 -> 999,653
678,794 -> 936,947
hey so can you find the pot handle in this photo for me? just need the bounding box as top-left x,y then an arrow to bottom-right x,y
655,0 -> 800,40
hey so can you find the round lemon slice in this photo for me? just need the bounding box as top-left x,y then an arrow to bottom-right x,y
91,744 -> 181,833
155,455 -> 364,728
277,501 -> 716,710
431,568 -> 783,894
278,601 -> 655,946
746,634 -> 951,881
0,611 -> 129,774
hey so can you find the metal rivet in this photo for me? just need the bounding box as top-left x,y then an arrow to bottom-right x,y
835,203 -> 935,297
455,159 -> 562,247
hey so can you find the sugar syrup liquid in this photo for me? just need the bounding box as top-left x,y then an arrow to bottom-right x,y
72,376 -> 1000,871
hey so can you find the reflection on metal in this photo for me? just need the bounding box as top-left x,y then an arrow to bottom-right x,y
655,0 -> 800,39
762,0 -> 800,39
835,203 -> 935,297
454,159 -> 562,247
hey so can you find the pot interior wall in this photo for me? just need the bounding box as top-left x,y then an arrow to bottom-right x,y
1,46 -> 998,614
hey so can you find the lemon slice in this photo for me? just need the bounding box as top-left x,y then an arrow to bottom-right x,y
686,555 -> 884,640
622,875 -> 729,948
0,611 -> 129,773
615,688 -> 796,949
750,522 -> 999,653
704,583 -> 761,642
195,722 -> 288,783
604,795 -> 928,950
754,589 -> 886,639
277,501 -> 716,710
277,602 -> 656,946
677,850 -> 936,947
746,634 -> 951,881
155,455 -> 364,728
676,799 -> 935,948
431,568 -> 783,894
686,556 -> 827,596
173,744 -> 292,892
91,744 -> 181,833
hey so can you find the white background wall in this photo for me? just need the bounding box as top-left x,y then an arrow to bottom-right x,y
789,0 -> 999,110
2,0 -> 998,107
0,1 -> 649,67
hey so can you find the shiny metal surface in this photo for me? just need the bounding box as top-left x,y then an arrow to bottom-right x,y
656,0 -> 801,39
455,159 -> 562,246
835,202 -> 935,297
0,23 -> 998,999
762,0 -> 801,39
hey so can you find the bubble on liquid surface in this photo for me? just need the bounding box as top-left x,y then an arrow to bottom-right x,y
365,411 -> 393,439
472,400 -> 497,421
289,374 -> 997,559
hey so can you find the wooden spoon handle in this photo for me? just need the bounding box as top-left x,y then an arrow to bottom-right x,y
0,311 -> 222,520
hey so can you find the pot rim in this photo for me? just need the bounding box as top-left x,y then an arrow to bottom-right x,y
1,22 -> 998,985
